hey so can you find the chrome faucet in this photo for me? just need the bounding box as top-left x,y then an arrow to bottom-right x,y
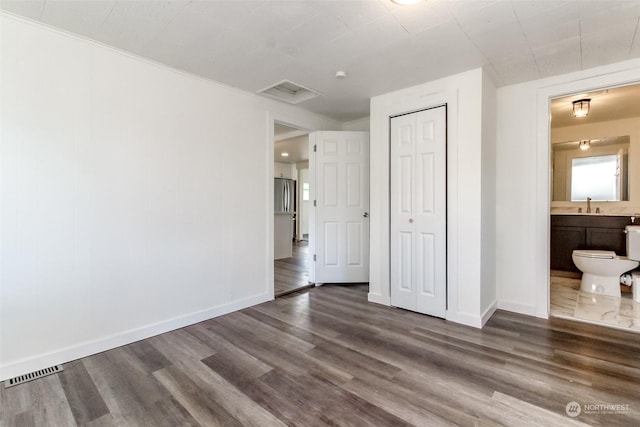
586,197 -> 591,213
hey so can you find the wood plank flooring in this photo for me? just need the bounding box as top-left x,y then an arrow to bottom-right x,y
274,240 -> 312,297
2,284 -> 640,426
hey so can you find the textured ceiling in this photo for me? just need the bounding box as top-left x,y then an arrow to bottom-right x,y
2,0 -> 640,122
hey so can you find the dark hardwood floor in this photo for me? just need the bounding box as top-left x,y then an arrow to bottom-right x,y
2,284 -> 640,426
274,240 -> 312,297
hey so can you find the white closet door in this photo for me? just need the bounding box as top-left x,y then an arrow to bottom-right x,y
312,131 -> 370,283
390,107 -> 447,318
390,114 -> 417,310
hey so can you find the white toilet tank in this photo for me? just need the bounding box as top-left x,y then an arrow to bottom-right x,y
627,225 -> 640,260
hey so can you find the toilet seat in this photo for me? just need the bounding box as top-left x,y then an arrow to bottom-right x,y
573,249 -> 617,259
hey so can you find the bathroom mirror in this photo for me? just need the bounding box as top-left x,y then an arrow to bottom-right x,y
551,136 -> 630,201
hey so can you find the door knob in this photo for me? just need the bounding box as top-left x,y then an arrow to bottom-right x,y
363,212 -> 369,218
409,218 -> 414,223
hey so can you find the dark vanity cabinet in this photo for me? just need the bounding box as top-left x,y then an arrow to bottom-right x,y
550,215 -> 633,272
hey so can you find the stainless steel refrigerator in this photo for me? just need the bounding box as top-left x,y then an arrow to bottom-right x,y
274,178 -> 296,213
275,178 -> 296,242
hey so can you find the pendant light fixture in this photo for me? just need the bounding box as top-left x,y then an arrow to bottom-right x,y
572,99 -> 590,118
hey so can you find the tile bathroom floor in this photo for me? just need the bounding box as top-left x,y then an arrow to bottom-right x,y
551,274 -> 640,332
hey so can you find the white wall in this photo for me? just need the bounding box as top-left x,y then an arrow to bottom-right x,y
341,117 -> 370,132
0,14 -> 340,380
274,162 -> 294,179
481,73 -> 498,319
496,58 -> 640,318
369,68 -> 497,328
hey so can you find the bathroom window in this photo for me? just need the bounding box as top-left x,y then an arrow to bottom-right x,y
571,155 -> 620,201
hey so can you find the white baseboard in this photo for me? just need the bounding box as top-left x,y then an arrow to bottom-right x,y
368,292 -> 390,306
0,292 -> 270,382
480,300 -> 498,327
446,311 -> 483,328
497,299 -> 537,317
535,309 -> 550,320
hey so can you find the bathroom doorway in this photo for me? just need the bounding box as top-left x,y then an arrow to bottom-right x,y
548,83 -> 640,332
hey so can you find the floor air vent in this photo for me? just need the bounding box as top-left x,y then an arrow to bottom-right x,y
4,365 -> 64,388
257,80 -> 322,104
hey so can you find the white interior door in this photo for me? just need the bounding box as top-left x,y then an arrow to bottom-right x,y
311,131 -> 369,283
390,107 -> 446,318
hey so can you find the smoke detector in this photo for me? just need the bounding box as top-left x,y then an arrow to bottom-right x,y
257,80 -> 322,104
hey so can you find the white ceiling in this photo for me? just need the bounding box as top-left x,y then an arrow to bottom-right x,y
274,122 -> 307,140
275,134 -> 309,164
274,123 -> 308,163
2,0 -> 640,122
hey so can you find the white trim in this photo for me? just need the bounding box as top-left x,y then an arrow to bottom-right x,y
369,74 -> 468,323
367,292 -> 391,306
308,132 -> 317,284
446,311 -> 483,328
0,292 -> 269,381
370,90 -> 459,302
497,300 -> 538,317
446,301 -> 496,329
266,114 -> 277,300
267,112 -> 319,288
481,301 -> 498,327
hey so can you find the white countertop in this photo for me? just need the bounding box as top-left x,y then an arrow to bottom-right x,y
550,212 -> 637,217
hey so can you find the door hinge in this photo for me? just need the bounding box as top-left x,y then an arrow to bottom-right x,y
313,144 -> 317,152
313,254 -> 316,261
313,200 -> 317,207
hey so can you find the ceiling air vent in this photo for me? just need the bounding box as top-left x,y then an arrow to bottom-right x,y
257,80 -> 322,104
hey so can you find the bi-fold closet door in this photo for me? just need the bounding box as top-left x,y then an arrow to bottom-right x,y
390,106 -> 447,318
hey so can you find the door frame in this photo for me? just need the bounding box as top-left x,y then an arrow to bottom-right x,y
389,105 -> 448,316
387,101 -> 453,315
266,112 -> 314,299
368,87 -> 463,324
535,72 -> 640,319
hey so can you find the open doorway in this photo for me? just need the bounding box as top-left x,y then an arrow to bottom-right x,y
548,82 -> 640,332
273,123 -> 313,297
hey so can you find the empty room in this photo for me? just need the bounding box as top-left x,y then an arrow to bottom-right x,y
2,0 -> 640,426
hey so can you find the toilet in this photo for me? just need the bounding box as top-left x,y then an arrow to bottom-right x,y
572,225 -> 640,297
